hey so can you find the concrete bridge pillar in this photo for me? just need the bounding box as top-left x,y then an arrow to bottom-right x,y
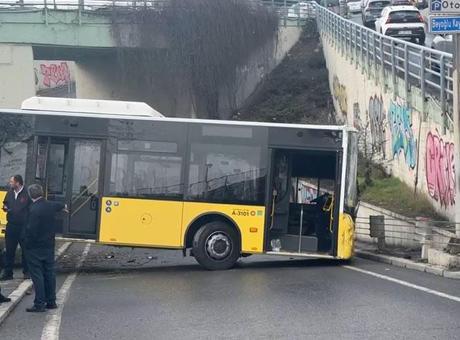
75,57 -> 117,100
0,44 -> 35,109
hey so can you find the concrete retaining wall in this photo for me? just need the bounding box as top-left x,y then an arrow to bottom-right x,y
76,26 -> 302,118
321,36 -> 457,221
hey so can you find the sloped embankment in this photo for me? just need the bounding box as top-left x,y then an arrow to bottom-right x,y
233,21 -> 333,124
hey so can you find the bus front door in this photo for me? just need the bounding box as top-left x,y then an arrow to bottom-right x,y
34,137 -> 103,238
66,139 -> 103,237
267,148 -> 338,254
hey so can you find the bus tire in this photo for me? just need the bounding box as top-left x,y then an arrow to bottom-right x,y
192,221 -> 240,270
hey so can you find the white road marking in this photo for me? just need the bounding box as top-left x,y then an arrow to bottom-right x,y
344,265 -> 460,303
41,243 -> 91,340
0,241 -> 72,326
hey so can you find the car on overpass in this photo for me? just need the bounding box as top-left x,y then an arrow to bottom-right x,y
319,0 -> 340,8
429,34 -> 453,71
287,1 -> 316,19
347,0 -> 362,13
362,0 -> 391,27
375,6 -> 425,44
431,34 -> 453,54
390,0 -> 412,5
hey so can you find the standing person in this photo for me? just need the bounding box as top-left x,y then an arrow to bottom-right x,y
1,175 -> 30,281
24,184 -> 66,313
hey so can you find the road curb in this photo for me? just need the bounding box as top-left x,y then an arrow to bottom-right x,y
355,249 -> 460,280
0,242 -> 72,326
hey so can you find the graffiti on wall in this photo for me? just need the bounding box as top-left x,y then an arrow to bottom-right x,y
425,130 -> 456,207
34,61 -> 75,91
332,76 -> 347,116
368,95 -> 386,158
388,100 -> 417,169
40,62 -> 70,88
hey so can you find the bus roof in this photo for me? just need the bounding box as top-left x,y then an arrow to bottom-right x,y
21,97 -> 164,118
1,107 -> 354,132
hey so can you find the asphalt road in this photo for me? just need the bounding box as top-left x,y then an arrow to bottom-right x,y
1,243 -> 460,339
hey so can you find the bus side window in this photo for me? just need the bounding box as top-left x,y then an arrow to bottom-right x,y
187,143 -> 266,205
110,140 -> 183,199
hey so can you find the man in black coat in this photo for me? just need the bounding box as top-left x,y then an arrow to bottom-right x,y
1,175 -> 30,281
24,184 -> 66,313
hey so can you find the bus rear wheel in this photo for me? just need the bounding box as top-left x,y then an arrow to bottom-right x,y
192,221 -> 240,270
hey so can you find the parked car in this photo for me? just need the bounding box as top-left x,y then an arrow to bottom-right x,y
287,2 -> 316,19
347,0 -> 362,13
362,0 -> 391,27
374,6 -> 425,44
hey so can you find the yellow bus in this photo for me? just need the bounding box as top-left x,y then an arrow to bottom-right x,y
0,98 -> 358,270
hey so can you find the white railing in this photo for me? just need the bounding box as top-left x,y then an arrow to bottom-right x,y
274,1 -> 453,117
314,3 -> 454,120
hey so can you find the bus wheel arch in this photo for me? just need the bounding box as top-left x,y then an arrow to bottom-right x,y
184,213 -> 241,249
185,213 -> 241,270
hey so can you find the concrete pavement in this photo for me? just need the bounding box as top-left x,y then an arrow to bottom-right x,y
0,243 -> 459,339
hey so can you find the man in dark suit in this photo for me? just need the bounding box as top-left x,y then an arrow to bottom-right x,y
1,174 -> 30,280
24,184 -> 66,313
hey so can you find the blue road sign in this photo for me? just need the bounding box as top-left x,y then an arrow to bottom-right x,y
430,0 -> 460,14
431,0 -> 442,12
429,16 -> 460,33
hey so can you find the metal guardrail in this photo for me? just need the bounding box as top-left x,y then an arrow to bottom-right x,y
313,3 -> 454,121
0,0 -> 454,115
271,1 -> 453,119
356,216 -> 460,260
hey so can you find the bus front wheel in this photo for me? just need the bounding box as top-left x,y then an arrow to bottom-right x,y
192,221 -> 240,270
